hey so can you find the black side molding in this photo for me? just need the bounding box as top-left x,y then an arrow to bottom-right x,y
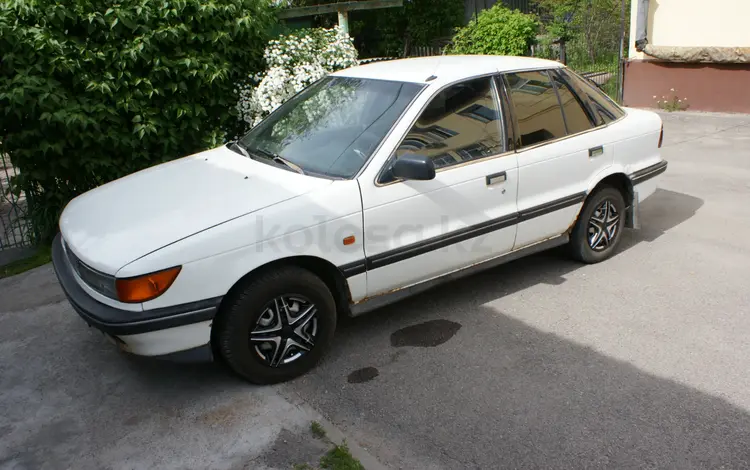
338,191 -> 588,277
366,213 -> 519,271
630,160 -> 668,185
518,192 -> 586,222
339,260 -> 366,277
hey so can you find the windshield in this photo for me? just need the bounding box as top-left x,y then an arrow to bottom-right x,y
239,76 -> 424,178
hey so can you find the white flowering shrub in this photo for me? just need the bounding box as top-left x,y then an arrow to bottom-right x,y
236,26 -> 359,129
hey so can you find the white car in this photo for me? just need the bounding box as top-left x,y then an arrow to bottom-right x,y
52,56 -> 667,384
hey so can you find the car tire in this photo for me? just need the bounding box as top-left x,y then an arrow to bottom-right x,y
215,266 -> 337,385
569,186 -> 626,264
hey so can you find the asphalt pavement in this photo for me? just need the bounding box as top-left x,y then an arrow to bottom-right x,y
2,110 -> 750,469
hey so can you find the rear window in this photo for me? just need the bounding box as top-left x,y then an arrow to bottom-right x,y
557,68 -> 625,125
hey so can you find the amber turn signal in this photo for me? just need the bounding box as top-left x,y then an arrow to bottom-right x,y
116,266 -> 182,303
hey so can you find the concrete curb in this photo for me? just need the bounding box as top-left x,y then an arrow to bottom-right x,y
277,387 -> 389,470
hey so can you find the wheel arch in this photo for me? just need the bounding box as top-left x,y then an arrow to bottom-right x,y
586,171 -> 636,228
217,255 -> 353,321
589,172 -> 633,204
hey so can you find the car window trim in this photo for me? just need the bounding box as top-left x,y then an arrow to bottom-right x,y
545,69 -> 571,135
552,68 -> 600,127
489,74 -> 509,156
352,82 -> 430,180
549,68 -> 600,134
494,74 -> 518,152
374,72 -> 512,187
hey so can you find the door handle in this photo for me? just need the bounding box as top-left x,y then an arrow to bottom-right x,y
486,172 -> 507,186
589,146 -> 604,158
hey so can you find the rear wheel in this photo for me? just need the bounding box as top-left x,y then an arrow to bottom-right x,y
215,266 -> 336,384
569,187 -> 626,264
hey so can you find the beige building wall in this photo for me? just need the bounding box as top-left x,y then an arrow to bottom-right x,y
629,0 -> 750,59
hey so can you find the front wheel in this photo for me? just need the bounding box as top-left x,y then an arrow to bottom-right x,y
569,187 -> 626,264
215,266 -> 337,384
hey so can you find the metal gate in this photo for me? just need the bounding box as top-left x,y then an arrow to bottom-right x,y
1,152 -> 33,250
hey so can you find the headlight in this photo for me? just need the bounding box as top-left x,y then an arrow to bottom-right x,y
64,240 -> 118,299
115,266 -> 182,303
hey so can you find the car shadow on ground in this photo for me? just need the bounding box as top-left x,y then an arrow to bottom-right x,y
320,305 -> 750,468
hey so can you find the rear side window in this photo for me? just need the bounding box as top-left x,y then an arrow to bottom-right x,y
557,68 -> 625,125
549,71 -> 595,134
504,71 -> 566,148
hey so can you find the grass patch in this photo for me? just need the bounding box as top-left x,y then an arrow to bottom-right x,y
320,442 -> 364,470
310,421 -> 327,440
0,245 -> 51,279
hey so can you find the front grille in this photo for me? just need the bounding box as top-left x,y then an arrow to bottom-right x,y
62,238 -> 118,299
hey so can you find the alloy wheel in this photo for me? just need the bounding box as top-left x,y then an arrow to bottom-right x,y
588,199 -> 620,251
250,295 -> 318,367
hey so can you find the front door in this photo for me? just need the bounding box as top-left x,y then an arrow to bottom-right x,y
358,76 -> 519,297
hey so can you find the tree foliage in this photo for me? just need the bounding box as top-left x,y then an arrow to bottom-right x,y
447,4 -> 539,56
534,0 -> 626,64
0,0 -> 276,242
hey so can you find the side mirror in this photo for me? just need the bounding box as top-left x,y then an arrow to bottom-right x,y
391,154 -> 436,181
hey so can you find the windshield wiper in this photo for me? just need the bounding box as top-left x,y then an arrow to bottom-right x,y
251,147 -> 306,175
229,141 -> 251,158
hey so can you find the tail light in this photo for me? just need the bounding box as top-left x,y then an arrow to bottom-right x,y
658,125 -> 664,148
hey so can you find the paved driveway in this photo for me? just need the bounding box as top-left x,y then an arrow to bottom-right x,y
2,111 -> 750,469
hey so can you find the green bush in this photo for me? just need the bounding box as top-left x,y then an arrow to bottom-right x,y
0,0 -> 276,242
447,4 -> 539,56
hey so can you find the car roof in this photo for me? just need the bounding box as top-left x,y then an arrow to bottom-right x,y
331,55 -> 563,86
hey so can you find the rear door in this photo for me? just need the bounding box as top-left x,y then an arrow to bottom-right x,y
500,69 -> 613,249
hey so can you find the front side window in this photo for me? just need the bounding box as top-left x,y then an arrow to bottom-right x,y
504,71 -> 567,148
557,68 -> 626,125
393,77 -> 505,172
239,77 -> 423,178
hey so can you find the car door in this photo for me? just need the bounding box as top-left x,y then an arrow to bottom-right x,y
500,69 -> 614,249
358,76 -> 519,297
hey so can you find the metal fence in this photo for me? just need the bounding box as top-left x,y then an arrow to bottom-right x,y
0,152 -> 34,250
532,39 -> 623,102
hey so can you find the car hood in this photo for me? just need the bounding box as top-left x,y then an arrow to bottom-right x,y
59,145 -> 331,274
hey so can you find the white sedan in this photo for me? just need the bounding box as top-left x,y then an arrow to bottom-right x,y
52,56 -> 667,384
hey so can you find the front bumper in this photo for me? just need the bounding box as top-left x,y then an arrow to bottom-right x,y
51,233 -> 220,361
